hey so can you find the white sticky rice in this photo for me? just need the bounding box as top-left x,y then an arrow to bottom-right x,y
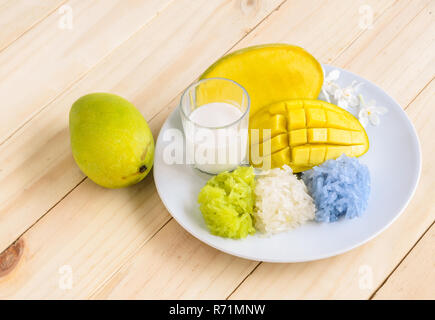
254,165 -> 315,234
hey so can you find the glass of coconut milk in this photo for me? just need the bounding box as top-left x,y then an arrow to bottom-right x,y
180,78 -> 250,174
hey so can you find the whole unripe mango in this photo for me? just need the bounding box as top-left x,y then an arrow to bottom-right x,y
69,93 -> 154,188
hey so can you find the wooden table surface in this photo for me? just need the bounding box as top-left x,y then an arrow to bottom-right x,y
0,0 -> 434,300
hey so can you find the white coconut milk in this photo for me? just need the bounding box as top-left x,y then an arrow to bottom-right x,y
185,102 -> 248,174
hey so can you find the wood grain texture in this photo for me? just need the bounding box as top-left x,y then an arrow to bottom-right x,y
373,224 -> 435,299
0,0 -> 284,299
228,0 -> 394,60
0,0 -> 65,52
92,0 -> 433,299
94,219 -> 258,300
372,80 -> 435,300
0,0 -> 433,299
0,0 -> 175,144
95,0 -> 435,300
0,0 -> 392,256
334,0 -> 435,108
0,0 -> 283,256
229,1 -> 435,299
0,0 -> 175,254
229,78 -> 435,299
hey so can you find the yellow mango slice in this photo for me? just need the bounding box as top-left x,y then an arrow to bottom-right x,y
250,99 -> 369,172
199,44 -> 324,116
257,133 -> 288,157
289,129 -> 307,146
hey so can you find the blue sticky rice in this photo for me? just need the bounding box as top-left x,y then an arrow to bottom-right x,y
301,154 -> 370,223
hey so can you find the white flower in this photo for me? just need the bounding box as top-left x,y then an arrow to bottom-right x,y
321,70 -> 361,114
320,69 -> 388,127
333,80 -> 362,113
321,70 -> 340,103
326,69 -> 340,82
358,95 -> 388,127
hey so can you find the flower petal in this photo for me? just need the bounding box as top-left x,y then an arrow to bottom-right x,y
359,108 -> 368,118
359,115 -> 369,127
367,106 -> 378,114
369,113 -> 380,126
334,89 -> 343,100
337,99 -> 349,109
325,83 -> 338,95
326,70 -> 340,81
348,96 -> 360,107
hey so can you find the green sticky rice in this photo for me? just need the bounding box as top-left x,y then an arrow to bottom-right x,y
198,166 -> 256,239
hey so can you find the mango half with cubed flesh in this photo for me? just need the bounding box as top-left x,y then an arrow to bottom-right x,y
199,44 -> 323,116
250,99 -> 369,172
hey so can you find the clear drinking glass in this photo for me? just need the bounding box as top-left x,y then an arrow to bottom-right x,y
180,78 -> 250,174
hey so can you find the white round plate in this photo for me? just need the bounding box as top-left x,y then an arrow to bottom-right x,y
153,65 -> 421,262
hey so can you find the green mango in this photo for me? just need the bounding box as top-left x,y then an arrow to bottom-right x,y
69,93 -> 154,188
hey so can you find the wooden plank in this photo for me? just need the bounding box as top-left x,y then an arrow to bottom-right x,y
91,0 -> 426,299
372,80 -> 435,300
0,0 -> 393,258
94,0 -> 435,299
0,0 -> 284,298
0,174 -> 171,298
334,0 -> 435,108
229,0 -> 435,299
373,223 -> 435,300
0,0 -> 175,144
229,78 -> 435,299
236,0 -> 434,108
0,0 -> 282,255
1,0 -> 428,299
94,219 -> 258,299
0,0 -> 175,253
0,0 -> 65,52
228,0 -> 390,61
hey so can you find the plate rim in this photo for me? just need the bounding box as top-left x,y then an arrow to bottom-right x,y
153,64 -> 422,263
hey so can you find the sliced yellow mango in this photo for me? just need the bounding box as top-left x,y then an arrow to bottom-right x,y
250,99 -> 369,172
289,129 -> 307,146
199,44 -> 324,116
